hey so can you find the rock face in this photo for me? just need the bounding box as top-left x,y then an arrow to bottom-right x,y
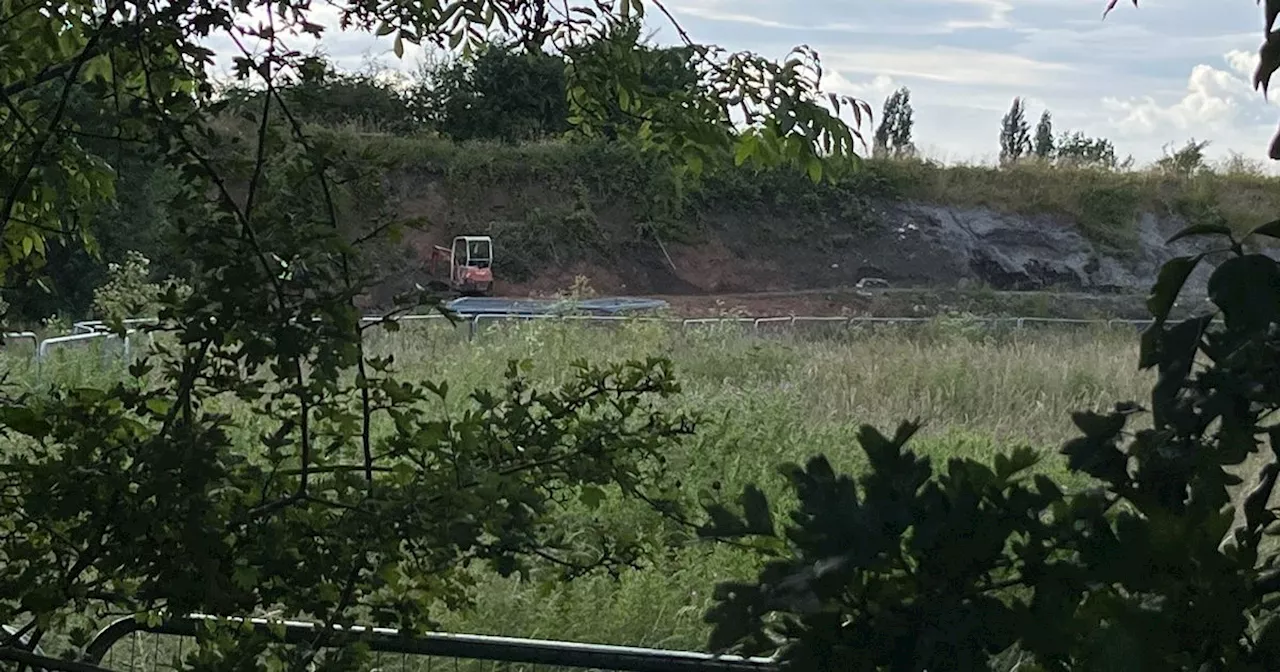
804,202 -> 1271,295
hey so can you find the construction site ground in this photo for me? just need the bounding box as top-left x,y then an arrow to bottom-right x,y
512,286 -> 1163,321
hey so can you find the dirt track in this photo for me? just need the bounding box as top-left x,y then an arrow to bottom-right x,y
505,286 -> 1158,320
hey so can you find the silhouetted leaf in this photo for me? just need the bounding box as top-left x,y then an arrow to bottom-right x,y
700,503 -> 748,539
1062,435 -> 1129,485
0,406 -> 51,438
1034,474 -> 1063,500
1165,223 -> 1233,245
1258,31 -> 1280,97
740,484 -> 774,536
1071,410 -> 1128,441
1208,254 -> 1280,330
1247,218 -> 1280,241
1102,0 -> 1137,18
579,485 -> 606,510
1149,314 -> 1212,427
1146,254 -> 1203,323
1254,615 -> 1280,659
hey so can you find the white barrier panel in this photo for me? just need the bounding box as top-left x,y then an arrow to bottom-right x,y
73,318 -> 158,335
39,332 -> 112,360
2,331 -> 37,351
681,318 -> 753,330
359,313 -> 452,325
19,313 -> 1187,360
37,330 -> 140,362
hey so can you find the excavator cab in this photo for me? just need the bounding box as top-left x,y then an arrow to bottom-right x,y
434,235 -> 493,296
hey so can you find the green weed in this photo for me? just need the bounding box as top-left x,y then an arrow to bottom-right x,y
12,321 -> 1148,653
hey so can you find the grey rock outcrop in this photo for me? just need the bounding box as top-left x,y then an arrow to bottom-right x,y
856,202 -> 1274,295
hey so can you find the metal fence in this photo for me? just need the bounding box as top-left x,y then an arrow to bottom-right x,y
69,614 -> 778,672
11,313 -> 1162,363
0,647 -> 110,672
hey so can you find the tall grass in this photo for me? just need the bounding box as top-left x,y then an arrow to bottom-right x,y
393,320 -> 1148,649
5,320 -> 1150,653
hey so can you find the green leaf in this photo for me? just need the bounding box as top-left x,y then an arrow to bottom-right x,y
1148,315 -> 1213,427
579,485 -> 606,509
1165,223 -> 1233,245
739,484 -> 773,536
1146,255 -> 1202,323
699,503 -> 748,539
1061,434 -> 1129,485
805,156 -> 822,183
733,135 -> 756,166
1256,30 -> 1280,97
393,35 -> 404,58
1034,474 -> 1063,500
145,398 -> 173,416
1070,410 -> 1127,441
232,565 -> 259,590
1208,254 -> 1280,330
1247,218 -> 1280,241
686,152 -> 703,177
0,406 -> 51,438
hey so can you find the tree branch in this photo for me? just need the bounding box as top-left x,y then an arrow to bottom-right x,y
1,1 -> 125,240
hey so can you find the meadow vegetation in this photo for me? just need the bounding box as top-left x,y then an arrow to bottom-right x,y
11,0 -> 1280,668
14,318 -> 1145,653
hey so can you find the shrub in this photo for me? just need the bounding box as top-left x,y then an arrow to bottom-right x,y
701,223 -> 1280,670
91,251 -> 191,325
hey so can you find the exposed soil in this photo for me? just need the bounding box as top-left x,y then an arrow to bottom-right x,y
363,171 -> 1222,320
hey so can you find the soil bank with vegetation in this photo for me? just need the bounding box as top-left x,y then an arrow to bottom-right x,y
355,134 -> 1280,311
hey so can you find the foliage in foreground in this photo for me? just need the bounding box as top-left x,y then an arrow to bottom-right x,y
700,228 -> 1280,669
2,0 -> 752,666
10,0 -> 1280,670
0,340 -> 695,661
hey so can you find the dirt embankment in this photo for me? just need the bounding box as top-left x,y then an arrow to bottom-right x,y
364,169 -> 1246,318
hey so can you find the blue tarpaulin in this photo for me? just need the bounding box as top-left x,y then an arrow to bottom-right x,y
445,296 -> 669,316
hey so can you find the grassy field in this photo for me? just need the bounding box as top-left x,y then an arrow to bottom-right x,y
18,317 -> 1152,663
411,320 -> 1147,648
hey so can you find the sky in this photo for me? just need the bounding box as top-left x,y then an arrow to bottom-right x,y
203,0 -> 1280,169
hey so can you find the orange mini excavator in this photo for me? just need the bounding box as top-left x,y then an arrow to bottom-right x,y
428,235 -> 494,296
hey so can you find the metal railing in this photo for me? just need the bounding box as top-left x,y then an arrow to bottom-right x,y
81,614 -> 779,672
0,646 -> 110,672
459,313 -> 1159,338
3,331 -> 38,350
18,312 -> 1165,363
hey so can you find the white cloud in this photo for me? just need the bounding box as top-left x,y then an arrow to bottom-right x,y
825,73 -> 898,102
661,0 -> 1018,36
200,4 -> 433,82
668,5 -> 796,30
940,0 -> 1014,30
1104,64 -> 1251,134
820,47 -> 1072,88
1099,49 -> 1280,134
1092,52 -> 1280,166
1225,48 -> 1256,78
